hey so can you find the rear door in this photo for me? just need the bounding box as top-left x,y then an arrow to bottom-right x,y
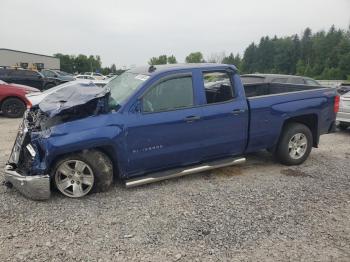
125,71 -> 204,175
198,70 -> 248,160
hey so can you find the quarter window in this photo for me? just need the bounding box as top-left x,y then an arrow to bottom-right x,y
143,76 -> 194,113
203,71 -> 234,104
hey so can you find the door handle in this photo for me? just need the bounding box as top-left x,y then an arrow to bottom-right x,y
184,115 -> 201,122
231,109 -> 245,115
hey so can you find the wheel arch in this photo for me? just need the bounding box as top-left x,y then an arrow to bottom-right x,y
48,146 -> 120,179
0,95 -> 26,108
282,114 -> 319,147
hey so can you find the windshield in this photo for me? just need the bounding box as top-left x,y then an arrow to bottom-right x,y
106,72 -> 147,109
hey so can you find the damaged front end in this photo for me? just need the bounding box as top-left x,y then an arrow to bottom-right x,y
4,82 -> 110,200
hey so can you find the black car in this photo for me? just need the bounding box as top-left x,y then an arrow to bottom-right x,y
241,74 -> 321,86
336,82 -> 350,95
0,68 -> 65,90
41,69 -> 75,82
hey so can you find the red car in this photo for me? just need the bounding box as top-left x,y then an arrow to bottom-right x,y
0,80 -> 40,118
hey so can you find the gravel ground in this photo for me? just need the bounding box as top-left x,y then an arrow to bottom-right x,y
0,117 -> 349,261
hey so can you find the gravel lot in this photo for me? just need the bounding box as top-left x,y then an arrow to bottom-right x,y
0,117 -> 349,261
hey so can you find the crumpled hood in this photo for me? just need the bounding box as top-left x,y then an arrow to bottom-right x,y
38,82 -> 110,117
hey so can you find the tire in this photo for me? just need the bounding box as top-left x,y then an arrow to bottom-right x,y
338,122 -> 349,130
274,123 -> 313,166
1,97 -> 26,118
52,150 -> 113,198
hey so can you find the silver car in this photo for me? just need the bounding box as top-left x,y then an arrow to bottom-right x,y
337,91 -> 350,130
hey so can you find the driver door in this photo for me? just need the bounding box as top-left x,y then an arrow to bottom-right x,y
125,73 -> 204,176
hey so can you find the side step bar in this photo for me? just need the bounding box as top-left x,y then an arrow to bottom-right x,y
125,157 -> 246,188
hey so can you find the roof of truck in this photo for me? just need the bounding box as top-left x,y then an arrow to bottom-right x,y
128,63 -> 237,76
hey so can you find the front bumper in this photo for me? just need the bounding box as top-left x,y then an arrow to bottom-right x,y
337,111 -> 350,124
4,165 -> 50,200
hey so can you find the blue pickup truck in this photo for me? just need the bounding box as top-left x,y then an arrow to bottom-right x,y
4,64 -> 338,200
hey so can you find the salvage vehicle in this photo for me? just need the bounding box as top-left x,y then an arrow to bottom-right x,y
0,80 -> 40,117
0,68 -> 66,90
337,90 -> 350,130
4,64 -> 338,200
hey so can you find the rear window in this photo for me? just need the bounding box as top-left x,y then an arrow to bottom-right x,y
241,76 -> 265,84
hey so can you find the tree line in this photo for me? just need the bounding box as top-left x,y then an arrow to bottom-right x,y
148,25 -> 350,80
54,25 -> 350,80
53,53 -> 121,75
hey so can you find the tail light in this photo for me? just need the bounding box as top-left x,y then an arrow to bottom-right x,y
334,95 -> 340,113
27,101 -> 32,109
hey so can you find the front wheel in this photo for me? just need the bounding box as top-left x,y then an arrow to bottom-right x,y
52,150 -> 113,198
274,123 -> 313,166
1,98 -> 26,118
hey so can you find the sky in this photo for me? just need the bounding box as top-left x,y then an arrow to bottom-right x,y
1,0 -> 349,68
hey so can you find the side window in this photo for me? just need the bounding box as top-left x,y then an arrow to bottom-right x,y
44,70 -> 55,77
24,71 -> 39,77
271,78 -> 288,83
305,79 -> 320,86
9,70 -> 23,77
203,71 -> 234,104
143,76 -> 194,113
289,77 -> 304,85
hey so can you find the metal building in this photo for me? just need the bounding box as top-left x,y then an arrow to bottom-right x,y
0,48 -> 60,70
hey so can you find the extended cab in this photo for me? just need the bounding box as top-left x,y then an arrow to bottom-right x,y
4,64 -> 338,200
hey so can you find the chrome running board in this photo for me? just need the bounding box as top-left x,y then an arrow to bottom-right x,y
125,157 -> 246,188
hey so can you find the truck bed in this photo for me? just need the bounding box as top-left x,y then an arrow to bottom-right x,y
244,82 -> 327,98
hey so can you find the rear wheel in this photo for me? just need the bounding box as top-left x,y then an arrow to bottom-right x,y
1,98 -> 26,118
53,150 -> 113,198
274,123 -> 313,165
338,122 -> 349,130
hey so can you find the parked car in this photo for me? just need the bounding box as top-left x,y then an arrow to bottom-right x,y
0,68 -> 65,90
241,74 -> 321,86
336,82 -> 350,96
75,77 -> 109,87
75,74 -> 98,80
4,64 -> 337,200
337,90 -> 350,130
83,72 -> 106,80
0,80 -> 40,117
41,69 -> 75,82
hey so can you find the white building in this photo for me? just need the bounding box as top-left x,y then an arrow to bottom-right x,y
0,48 -> 60,70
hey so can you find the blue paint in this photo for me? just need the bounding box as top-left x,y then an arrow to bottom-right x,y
28,64 -> 337,179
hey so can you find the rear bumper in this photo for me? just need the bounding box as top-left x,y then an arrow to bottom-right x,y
337,111 -> 350,123
4,165 -> 50,200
